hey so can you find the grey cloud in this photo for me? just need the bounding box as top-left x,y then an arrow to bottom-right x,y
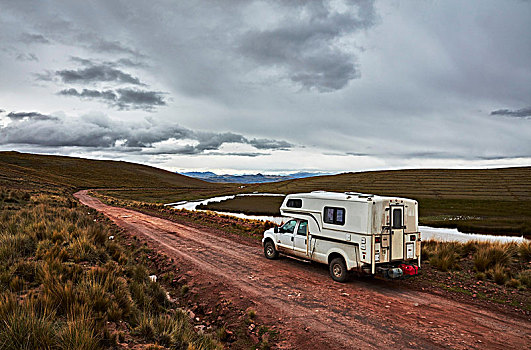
16,53 -> 38,62
56,65 -> 144,85
58,88 -> 166,111
238,1 -> 376,92
59,88 -> 117,100
7,111 -> 57,120
70,56 -> 147,68
20,33 -> 50,44
87,38 -> 143,57
0,113 -> 292,155
115,88 -> 165,109
249,138 -> 292,150
195,132 -> 247,152
491,107 -> 531,118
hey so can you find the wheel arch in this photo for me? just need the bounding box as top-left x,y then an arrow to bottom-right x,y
262,236 -> 275,247
327,250 -> 349,269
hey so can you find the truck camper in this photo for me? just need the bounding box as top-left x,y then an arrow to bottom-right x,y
262,191 -> 421,282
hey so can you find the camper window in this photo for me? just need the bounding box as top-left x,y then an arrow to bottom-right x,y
392,208 -> 403,229
286,199 -> 303,208
297,221 -> 308,235
324,207 -> 345,225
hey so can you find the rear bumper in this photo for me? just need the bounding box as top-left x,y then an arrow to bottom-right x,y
373,263 -> 420,279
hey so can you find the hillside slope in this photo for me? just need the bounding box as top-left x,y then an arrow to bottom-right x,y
253,167 -> 531,201
0,151 -> 212,191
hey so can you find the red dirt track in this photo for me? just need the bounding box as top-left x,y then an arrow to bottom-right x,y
75,190 -> 530,349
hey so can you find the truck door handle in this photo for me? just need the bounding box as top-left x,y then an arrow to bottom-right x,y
291,237 -> 294,241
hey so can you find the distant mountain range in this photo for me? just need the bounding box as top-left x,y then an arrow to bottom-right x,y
179,171 -> 329,183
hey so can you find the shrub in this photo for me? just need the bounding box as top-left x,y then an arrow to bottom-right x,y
133,313 -> 155,341
68,236 -> 99,263
429,244 -> 460,272
58,312 -> 99,350
0,232 -> 36,262
0,293 -> 56,350
473,243 -> 516,272
488,264 -> 508,285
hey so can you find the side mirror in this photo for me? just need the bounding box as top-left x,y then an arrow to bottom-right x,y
274,226 -> 279,233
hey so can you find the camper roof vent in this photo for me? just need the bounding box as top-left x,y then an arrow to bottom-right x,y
358,194 -> 374,198
344,191 -> 362,196
311,190 -> 327,193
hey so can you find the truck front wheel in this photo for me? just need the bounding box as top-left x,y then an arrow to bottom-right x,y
264,241 -> 279,259
329,257 -> 348,282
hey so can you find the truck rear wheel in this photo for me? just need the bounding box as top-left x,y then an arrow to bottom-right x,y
264,241 -> 279,259
329,257 -> 347,282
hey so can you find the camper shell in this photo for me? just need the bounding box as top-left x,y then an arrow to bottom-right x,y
262,191 -> 421,281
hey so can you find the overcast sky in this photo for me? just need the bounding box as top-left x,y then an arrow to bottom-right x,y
1,0 -> 530,174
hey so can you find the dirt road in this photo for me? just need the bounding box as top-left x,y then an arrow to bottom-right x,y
75,190 -> 530,349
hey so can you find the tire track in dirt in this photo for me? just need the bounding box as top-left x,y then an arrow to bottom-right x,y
75,190 -> 530,350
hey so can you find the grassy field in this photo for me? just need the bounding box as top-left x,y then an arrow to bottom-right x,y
0,153 -> 257,348
0,187 -> 223,349
199,167 -> 531,238
0,151 -> 528,332
2,151 -> 531,236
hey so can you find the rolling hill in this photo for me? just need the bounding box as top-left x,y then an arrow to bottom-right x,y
0,151 -> 213,191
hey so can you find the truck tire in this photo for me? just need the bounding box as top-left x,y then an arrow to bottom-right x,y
264,240 -> 279,259
329,257 -> 348,282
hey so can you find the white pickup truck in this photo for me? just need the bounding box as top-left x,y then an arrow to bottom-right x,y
262,191 -> 421,282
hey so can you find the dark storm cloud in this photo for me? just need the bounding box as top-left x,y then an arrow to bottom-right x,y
20,33 -> 50,44
238,0 -> 376,92
0,113 -> 292,155
6,111 -> 57,121
490,107 -> 531,118
56,65 -> 144,85
58,88 -> 166,111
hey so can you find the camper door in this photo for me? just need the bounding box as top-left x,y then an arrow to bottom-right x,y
390,205 -> 404,260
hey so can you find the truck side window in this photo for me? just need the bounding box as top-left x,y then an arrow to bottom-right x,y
280,219 -> 297,233
324,207 -> 345,225
297,221 -> 308,235
392,208 -> 403,229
